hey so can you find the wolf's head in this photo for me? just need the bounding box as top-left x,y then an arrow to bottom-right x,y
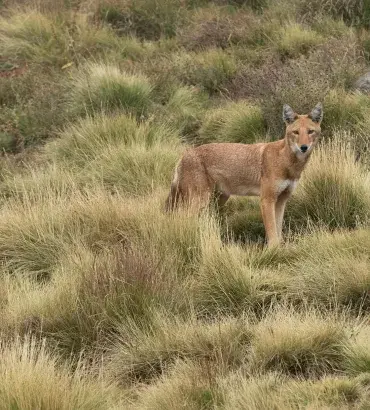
283,103 -> 323,157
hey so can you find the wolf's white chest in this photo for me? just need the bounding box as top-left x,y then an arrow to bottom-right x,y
276,179 -> 298,196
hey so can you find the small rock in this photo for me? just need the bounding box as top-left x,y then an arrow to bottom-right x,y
354,72 -> 370,93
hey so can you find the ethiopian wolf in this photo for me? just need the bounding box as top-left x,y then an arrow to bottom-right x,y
165,103 -> 323,246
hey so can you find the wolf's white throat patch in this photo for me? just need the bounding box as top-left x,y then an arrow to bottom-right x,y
276,179 -> 297,196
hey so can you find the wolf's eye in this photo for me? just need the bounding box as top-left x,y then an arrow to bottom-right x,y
308,129 -> 315,135
293,130 -> 299,135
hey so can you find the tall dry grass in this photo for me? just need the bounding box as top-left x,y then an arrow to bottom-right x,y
0,0 -> 370,407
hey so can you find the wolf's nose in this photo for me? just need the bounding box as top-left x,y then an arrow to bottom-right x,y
300,144 -> 308,153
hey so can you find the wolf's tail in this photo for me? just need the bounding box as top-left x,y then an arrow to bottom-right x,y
165,183 -> 181,212
164,163 -> 182,212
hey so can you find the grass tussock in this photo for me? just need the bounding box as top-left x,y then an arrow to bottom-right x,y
174,48 -> 238,94
108,315 -> 252,385
46,113 -> 179,165
0,10 -> 122,66
250,310 -> 348,377
275,23 -> 324,59
288,136 -> 370,230
132,360 -> 224,410
194,234 -> 289,316
162,86 -> 208,139
44,113 -> 181,194
222,372 -> 367,409
288,253 -> 370,310
0,337 -> 123,409
67,63 -> 153,118
198,100 -> 266,144
1,0 -> 370,407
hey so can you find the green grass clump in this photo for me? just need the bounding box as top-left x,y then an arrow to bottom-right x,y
222,372 -> 365,409
312,16 -> 353,38
288,254 -> 370,310
85,141 -> 180,195
132,360 -> 224,410
288,136 -> 370,230
46,113 -> 138,164
0,337 -> 123,409
67,63 -> 153,118
220,198 -> 266,244
199,101 -> 265,144
175,48 -> 237,94
108,315 -> 252,384
194,232 -> 288,316
0,11 -> 122,66
324,90 -> 369,131
162,86 -> 208,139
323,89 -> 370,133
344,327 -> 370,375
275,23 -> 323,59
46,113 -> 172,166
0,193 -> 207,355
251,310 -> 348,377
45,113 -> 181,194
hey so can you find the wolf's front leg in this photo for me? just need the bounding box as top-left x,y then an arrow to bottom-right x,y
260,196 -> 279,247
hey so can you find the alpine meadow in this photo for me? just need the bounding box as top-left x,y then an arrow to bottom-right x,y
1,0 -> 370,408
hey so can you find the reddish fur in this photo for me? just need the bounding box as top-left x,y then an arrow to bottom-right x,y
165,104 -> 323,246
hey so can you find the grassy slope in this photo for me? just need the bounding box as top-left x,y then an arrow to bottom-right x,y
0,0 -> 370,408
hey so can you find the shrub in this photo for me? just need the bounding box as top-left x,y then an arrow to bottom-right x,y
67,63 -> 153,118
96,0 -> 186,40
198,101 -> 266,144
178,5 -> 268,50
0,66 -> 67,147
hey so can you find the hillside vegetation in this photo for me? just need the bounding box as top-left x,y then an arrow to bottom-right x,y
0,0 -> 370,408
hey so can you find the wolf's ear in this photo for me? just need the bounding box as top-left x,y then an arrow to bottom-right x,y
309,102 -> 323,123
283,104 -> 297,124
